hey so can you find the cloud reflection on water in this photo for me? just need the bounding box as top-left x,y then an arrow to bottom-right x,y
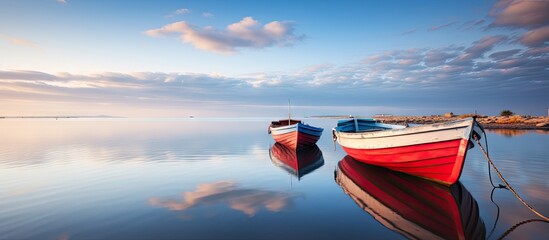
149,181 -> 297,217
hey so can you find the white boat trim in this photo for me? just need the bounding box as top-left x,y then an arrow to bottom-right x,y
335,118 -> 475,149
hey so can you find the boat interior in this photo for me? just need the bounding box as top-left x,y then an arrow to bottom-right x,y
270,119 -> 301,127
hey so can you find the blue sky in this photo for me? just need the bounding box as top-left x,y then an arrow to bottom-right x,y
1,0 -> 548,117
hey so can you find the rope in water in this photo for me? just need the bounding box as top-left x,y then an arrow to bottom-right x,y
497,219 -> 549,240
487,187 -> 502,239
473,136 -> 549,221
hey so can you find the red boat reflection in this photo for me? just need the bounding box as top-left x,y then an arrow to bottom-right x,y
335,156 -> 485,240
269,143 -> 324,179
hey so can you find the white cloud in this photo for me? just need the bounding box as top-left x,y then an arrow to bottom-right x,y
1,34 -> 548,116
174,8 -> 190,15
165,8 -> 191,18
145,17 -> 304,54
56,0 -> 66,4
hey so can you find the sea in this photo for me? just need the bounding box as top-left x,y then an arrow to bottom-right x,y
0,118 -> 547,239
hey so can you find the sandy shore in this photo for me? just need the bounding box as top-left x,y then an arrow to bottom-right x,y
372,115 -> 549,130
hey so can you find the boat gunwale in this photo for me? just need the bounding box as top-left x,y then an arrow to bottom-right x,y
334,118 -> 475,140
270,122 -> 323,136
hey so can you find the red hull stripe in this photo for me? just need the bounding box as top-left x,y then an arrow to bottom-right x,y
272,130 -> 320,150
342,139 -> 469,186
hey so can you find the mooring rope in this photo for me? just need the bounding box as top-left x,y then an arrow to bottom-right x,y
497,219 -> 549,240
473,136 -> 549,221
487,187 -> 502,239
481,131 -> 506,189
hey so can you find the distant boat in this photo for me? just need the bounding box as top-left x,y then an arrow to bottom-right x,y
333,117 -> 483,186
268,119 -> 323,150
335,156 -> 486,240
269,143 -> 324,179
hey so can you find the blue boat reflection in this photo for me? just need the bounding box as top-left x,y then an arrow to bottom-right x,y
335,156 -> 486,240
269,143 -> 324,180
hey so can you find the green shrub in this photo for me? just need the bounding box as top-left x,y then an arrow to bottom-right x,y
500,110 -> 514,116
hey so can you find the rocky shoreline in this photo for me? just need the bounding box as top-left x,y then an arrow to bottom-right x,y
373,115 -> 549,130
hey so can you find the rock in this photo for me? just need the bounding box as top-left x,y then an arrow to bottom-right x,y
525,118 -> 545,124
444,112 -> 454,118
536,122 -> 549,128
370,115 -> 549,129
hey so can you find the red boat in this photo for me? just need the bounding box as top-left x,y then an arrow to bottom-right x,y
336,156 -> 485,240
269,143 -> 324,179
269,119 -> 323,150
333,117 -> 483,186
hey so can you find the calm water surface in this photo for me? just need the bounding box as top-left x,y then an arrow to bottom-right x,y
1,118 -> 548,239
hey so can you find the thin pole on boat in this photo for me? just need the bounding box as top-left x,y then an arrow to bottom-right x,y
288,99 -> 291,125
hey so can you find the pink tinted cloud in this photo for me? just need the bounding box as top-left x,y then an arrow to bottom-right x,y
0,35 -> 40,49
489,0 -> 549,48
148,181 -> 295,217
466,35 -> 507,54
453,35 -> 507,62
145,17 -> 303,54
491,0 -> 549,29
398,59 -> 420,66
520,26 -> 549,46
